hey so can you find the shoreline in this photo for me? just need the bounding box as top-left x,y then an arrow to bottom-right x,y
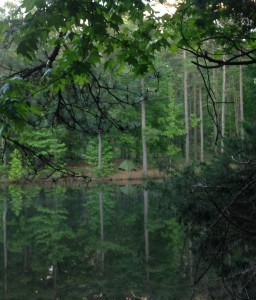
1,168 -> 168,187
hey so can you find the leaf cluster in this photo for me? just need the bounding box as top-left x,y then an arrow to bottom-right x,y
171,0 -> 256,68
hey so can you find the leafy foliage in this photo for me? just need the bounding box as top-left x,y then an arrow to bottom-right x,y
83,138 -> 114,176
0,0 -> 163,123
22,127 -> 67,162
0,0 -> 167,174
8,149 -> 24,180
157,94 -> 185,156
8,184 -> 24,216
171,0 -> 256,68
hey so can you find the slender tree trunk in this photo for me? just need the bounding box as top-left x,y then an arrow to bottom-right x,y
212,68 -> 218,154
193,81 -> 198,161
99,188 -> 104,272
199,86 -> 204,163
183,50 -> 190,165
233,77 -> 239,136
141,78 -> 148,176
221,63 -> 226,153
239,64 -> 244,139
98,130 -> 102,172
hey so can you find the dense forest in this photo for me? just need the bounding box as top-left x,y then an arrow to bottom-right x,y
0,0 -> 256,299
0,0 -> 255,180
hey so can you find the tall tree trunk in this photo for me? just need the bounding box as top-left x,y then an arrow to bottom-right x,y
141,78 -> 148,176
98,130 -> 102,172
212,68 -> 218,155
193,81 -> 198,161
183,50 -> 190,165
199,86 -> 204,163
233,77 -> 239,136
221,63 -> 226,153
239,64 -> 244,139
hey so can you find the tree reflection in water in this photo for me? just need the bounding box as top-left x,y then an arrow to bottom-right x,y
0,182 -> 240,299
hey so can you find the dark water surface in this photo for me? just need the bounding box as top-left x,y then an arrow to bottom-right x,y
1,183 -> 224,299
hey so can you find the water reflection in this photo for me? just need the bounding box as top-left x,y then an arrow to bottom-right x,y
1,183 -> 198,299
3,192 -> 7,297
99,187 -> 104,273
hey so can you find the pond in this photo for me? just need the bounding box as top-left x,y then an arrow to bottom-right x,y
0,183 -> 241,299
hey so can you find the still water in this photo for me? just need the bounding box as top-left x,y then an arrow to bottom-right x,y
1,183 -> 223,299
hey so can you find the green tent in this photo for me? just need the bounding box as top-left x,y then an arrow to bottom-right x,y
118,160 -> 136,171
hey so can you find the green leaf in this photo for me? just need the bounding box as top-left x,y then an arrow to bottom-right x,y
125,56 -> 138,65
92,22 -> 107,35
169,43 -> 179,54
74,74 -> 91,86
104,58 -> 116,70
114,64 -> 126,74
30,105 -> 41,115
21,0 -> 36,11
17,37 -> 38,60
111,13 -> 123,26
86,51 -> 101,64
